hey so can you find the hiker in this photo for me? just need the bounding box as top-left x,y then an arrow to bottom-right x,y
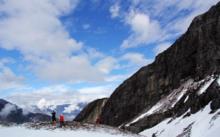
59,114 -> 65,128
95,116 -> 101,124
51,111 -> 56,126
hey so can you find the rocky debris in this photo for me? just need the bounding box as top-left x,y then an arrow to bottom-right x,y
22,121 -> 145,137
99,2 -> 220,129
176,122 -> 194,137
74,98 -> 108,124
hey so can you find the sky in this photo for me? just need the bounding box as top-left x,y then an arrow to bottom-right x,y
0,0 -> 219,110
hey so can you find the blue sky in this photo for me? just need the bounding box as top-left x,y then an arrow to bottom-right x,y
0,0 -> 219,109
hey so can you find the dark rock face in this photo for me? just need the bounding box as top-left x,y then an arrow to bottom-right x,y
100,2 -> 220,127
74,98 -> 108,123
126,77 -> 220,133
0,99 -> 50,124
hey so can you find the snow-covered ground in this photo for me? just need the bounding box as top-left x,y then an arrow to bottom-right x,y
141,104 -> 220,137
0,124 -> 144,137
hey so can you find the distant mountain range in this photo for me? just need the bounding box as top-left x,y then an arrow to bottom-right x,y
0,99 -> 50,124
30,102 -> 87,121
0,98 -> 87,123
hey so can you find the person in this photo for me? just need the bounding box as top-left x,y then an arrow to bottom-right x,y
59,114 -> 65,128
95,116 -> 101,124
51,111 -> 56,126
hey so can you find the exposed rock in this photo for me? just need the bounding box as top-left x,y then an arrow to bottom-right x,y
100,1 -> 220,129
74,98 -> 108,123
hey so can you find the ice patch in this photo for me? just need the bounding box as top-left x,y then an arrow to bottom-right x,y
197,77 -> 215,95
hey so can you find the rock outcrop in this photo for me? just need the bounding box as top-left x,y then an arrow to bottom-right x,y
99,1 -> 220,130
74,98 -> 108,123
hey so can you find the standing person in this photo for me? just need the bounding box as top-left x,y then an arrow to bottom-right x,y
59,114 -> 65,128
95,116 -> 101,125
51,111 -> 56,126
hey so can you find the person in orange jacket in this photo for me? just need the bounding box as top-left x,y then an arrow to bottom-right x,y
59,114 -> 65,128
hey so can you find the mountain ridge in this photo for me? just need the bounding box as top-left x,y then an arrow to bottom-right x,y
74,2 -> 220,135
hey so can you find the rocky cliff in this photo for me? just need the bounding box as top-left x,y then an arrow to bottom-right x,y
99,1 -> 220,131
74,98 -> 108,123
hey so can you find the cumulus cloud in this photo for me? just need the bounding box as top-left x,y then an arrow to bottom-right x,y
0,0 -> 110,83
121,12 -> 162,49
114,0 -> 219,50
63,104 -> 80,113
0,103 -> 17,117
6,84 -> 115,111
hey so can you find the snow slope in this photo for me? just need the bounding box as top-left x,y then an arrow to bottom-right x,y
0,125 -> 143,137
125,75 -> 217,127
125,79 -> 194,126
141,104 -> 220,137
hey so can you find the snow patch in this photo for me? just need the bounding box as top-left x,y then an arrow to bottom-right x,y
141,104 -> 220,137
184,96 -> 189,103
125,79 -> 194,127
217,76 -> 220,86
197,77 -> 215,95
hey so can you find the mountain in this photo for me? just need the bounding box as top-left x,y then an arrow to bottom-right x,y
31,102 -> 87,121
74,98 -> 108,123
75,2 -> 220,136
0,99 -> 50,124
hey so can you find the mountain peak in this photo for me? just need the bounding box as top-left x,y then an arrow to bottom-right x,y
98,1 -> 220,128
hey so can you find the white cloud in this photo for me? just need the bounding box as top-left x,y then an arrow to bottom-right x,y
121,52 -> 152,66
30,56 -> 104,82
0,59 -> 24,90
0,103 -> 17,117
95,56 -> 119,74
0,0 -> 109,83
6,84 -> 114,110
154,43 -> 171,55
63,104 -> 80,113
117,0 -> 219,50
109,3 -> 120,18
121,12 -> 162,49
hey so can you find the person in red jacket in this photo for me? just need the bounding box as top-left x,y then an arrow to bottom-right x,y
95,116 -> 101,124
59,114 -> 65,128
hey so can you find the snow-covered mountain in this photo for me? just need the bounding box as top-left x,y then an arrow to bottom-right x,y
0,99 -> 50,123
31,102 -> 87,120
